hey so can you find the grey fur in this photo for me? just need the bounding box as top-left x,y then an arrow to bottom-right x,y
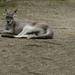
0,9 -> 53,39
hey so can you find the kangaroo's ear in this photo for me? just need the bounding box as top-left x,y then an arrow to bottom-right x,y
12,8 -> 18,15
5,8 -> 8,15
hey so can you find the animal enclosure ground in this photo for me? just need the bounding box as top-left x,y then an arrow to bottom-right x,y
0,1 -> 75,75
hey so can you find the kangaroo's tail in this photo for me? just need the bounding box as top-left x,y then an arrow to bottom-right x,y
44,26 -> 54,39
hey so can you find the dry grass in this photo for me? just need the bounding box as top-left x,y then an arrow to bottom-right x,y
0,0 -> 17,7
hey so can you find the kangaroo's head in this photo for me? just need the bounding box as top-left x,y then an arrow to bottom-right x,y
5,8 -> 17,30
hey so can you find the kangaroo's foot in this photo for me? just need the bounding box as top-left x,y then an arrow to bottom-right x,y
14,35 -> 28,38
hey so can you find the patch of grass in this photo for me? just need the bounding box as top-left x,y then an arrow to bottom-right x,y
0,0 -> 5,2
12,0 -> 75,1
0,1 -> 17,8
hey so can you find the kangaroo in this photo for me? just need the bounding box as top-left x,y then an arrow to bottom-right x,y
0,8 -> 53,39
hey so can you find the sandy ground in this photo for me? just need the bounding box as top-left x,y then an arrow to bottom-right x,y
0,1 -> 75,75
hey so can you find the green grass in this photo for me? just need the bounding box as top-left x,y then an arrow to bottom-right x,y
0,0 -> 5,2
0,0 -> 74,8
12,0 -> 75,1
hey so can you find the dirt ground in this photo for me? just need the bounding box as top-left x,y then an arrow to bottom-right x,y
0,1 -> 75,75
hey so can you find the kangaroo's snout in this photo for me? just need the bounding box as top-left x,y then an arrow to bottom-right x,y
7,21 -> 10,24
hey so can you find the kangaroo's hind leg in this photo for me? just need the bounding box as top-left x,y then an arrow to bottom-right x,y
14,25 -> 33,38
14,31 -> 29,38
15,30 -> 38,39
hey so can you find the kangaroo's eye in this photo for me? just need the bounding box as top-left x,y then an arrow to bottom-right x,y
6,16 -> 8,19
6,16 -> 13,19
